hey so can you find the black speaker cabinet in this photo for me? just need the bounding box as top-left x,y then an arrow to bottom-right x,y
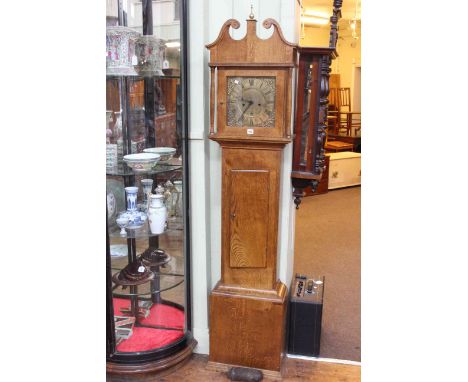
287,274 -> 324,357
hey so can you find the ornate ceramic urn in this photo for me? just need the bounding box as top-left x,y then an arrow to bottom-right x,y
106,26 -> 140,76
134,35 -> 165,76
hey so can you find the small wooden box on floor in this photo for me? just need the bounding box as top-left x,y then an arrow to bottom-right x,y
209,284 -> 287,372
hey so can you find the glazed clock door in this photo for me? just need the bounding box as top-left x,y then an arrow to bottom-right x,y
216,68 -> 287,139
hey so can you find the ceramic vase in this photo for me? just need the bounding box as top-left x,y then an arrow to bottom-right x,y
114,112 -> 124,164
124,186 -> 146,229
139,179 -> 153,212
106,26 -> 140,76
125,186 -> 139,211
173,180 -> 183,217
154,183 -> 165,196
106,144 -> 118,170
141,179 -> 153,200
147,194 -> 167,234
134,35 -> 165,76
114,111 -> 122,136
106,111 -> 113,143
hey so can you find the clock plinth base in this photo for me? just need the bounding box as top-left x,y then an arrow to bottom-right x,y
209,281 -> 288,372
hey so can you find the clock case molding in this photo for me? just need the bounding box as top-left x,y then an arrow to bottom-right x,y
206,17 -> 295,374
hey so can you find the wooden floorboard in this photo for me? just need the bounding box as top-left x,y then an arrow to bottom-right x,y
108,354 -> 361,382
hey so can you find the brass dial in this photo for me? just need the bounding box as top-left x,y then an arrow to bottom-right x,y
226,76 -> 276,127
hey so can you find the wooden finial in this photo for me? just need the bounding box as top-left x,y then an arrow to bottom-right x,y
249,5 -> 255,20
329,0 -> 343,49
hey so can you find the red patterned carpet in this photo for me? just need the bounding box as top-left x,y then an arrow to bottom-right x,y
113,298 -> 185,353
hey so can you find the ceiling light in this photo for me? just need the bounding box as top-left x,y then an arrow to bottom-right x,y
166,41 -> 180,48
303,10 -> 330,19
300,15 -> 329,26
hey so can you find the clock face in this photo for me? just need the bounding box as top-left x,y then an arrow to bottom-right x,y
226,76 -> 276,127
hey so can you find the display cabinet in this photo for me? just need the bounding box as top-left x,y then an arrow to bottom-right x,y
106,0 -> 195,375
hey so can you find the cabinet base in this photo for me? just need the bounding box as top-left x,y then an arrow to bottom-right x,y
106,337 -> 197,377
209,282 -> 288,372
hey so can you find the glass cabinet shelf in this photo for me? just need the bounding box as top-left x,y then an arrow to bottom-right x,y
106,163 -> 181,177
108,225 -> 171,239
111,250 -> 184,274
106,74 -> 180,80
111,275 -> 184,298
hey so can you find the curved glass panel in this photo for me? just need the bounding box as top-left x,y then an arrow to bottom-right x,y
106,0 -> 188,358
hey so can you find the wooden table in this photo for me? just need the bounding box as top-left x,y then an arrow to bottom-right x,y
341,111 -> 361,132
328,131 -> 361,152
324,140 -> 354,153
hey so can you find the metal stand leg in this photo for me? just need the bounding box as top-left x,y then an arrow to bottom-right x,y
150,265 -> 161,304
127,238 -> 139,316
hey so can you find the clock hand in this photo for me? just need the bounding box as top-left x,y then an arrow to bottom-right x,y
239,100 -> 253,122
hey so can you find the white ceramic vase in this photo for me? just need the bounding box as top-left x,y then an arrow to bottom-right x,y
147,194 -> 167,234
173,180 -> 183,217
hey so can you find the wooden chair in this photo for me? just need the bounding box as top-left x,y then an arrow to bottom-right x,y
339,88 -> 360,134
328,87 -> 361,136
327,88 -> 340,134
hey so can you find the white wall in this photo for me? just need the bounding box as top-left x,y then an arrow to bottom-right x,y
300,20 -> 361,112
188,0 -> 211,355
188,0 -> 299,355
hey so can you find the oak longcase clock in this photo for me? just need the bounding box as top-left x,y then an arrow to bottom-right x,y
206,14 -> 295,374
